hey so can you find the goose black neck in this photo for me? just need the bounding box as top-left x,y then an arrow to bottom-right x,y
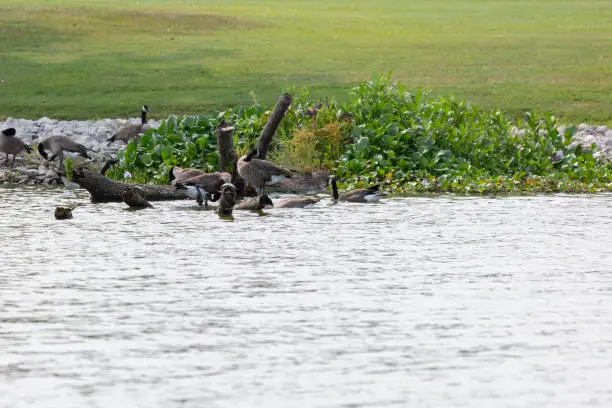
141,110 -> 147,125
244,148 -> 258,162
37,143 -> 48,159
168,167 -> 175,181
330,177 -> 339,200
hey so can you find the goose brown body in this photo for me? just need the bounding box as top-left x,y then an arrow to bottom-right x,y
1,128 -> 32,167
275,197 -> 320,208
37,135 -> 90,169
237,148 -> 293,194
169,166 -> 208,183
235,194 -> 274,211
329,176 -> 387,203
106,105 -> 150,145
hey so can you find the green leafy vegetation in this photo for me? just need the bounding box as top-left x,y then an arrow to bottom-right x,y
109,74 -> 612,194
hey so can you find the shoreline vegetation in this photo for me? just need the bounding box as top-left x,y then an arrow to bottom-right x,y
98,75 -> 612,195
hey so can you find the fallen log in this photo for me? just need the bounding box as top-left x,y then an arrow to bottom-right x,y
72,165 -> 188,203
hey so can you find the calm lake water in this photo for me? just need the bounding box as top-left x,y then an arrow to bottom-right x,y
1,185 -> 611,408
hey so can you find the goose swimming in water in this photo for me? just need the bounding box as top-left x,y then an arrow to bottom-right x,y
1,127 -> 32,167
275,196 -> 321,208
37,135 -> 91,169
328,176 -> 387,203
237,148 -> 293,195
235,194 -> 274,211
106,105 -> 151,145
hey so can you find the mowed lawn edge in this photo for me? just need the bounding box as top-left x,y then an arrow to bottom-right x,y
1,0 -> 611,124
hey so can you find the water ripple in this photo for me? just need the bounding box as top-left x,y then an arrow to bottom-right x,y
1,186 -> 612,407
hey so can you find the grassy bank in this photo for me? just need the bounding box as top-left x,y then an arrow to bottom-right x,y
106,75 -> 612,195
1,0 -> 611,124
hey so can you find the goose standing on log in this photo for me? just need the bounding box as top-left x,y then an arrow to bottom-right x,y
329,176 -> 387,203
37,135 -> 91,169
106,105 -> 150,145
1,128 -> 32,167
237,148 -> 293,195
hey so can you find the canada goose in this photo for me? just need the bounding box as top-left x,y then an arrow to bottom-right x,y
168,166 -> 207,183
276,196 -> 321,208
237,148 -> 293,195
106,105 -> 150,145
328,176 -> 387,203
37,135 -> 91,169
175,171 -> 232,193
217,182 -> 238,216
122,186 -> 153,209
235,194 -> 274,211
1,127 -> 32,167
174,179 -> 223,207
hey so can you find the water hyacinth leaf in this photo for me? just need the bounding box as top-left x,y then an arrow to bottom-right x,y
139,153 -> 153,167
160,146 -> 174,163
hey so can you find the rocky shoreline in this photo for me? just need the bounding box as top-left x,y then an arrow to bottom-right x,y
2,117 -> 612,186
0,116 -> 162,185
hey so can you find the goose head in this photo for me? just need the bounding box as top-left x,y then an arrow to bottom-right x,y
259,194 -> 274,209
142,105 -> 150,114
242,148 -> 258,162
2,127 -> 16,137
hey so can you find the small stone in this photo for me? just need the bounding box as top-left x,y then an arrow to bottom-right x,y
54,206 -> 73,220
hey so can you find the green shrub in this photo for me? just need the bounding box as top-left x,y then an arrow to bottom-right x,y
109,73 -> 612,194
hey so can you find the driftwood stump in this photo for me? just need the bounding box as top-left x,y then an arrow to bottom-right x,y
72,165 -> 188,203
216,121 -> 247,196
256,93 -> 292,160
217,183 -> 238,216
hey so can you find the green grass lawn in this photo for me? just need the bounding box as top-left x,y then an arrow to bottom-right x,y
1,0 -> 611,124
